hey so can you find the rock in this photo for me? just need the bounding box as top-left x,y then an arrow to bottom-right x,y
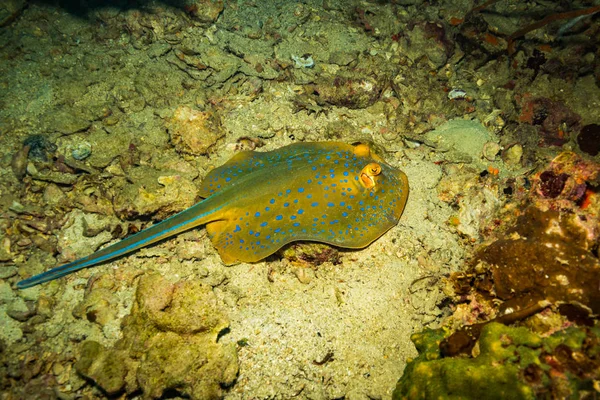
280,242 -> 341,266
0,0 -> 26,27
75,274 -> 238,399
482,141 -> 501,161
423,119 -> 493,166
393,322 -> 599,400
10,144 -> 29,180
136,273 -> 229,334
0,281 -> 16,304
304,75 -> 385,109
0,309 -> 23,345
44,110 -> 91,135
502,143 -> 523,166
71,141 -> 92,160
75,341 -> 129,396
73,287 -> 118,327
166,106 -> 224,156
112,166 -> 198,220
183,0 -> 224,23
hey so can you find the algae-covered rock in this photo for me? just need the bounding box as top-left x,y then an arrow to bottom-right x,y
75,341 -> 130,396
394,322 -> 600,400
112,165 -> 199,220
280,242 -> 341,266
166,106 -> 224,156
422,119 -> 493,166
75,274 -> 238,399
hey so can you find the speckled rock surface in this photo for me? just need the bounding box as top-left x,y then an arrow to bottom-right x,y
75,274 -> 238,399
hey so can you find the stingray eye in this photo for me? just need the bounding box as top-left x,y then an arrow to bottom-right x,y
359,163 -> 382,189
368,163 -> 381,175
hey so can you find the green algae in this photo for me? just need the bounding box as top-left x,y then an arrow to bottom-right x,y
394,322 -> 600,400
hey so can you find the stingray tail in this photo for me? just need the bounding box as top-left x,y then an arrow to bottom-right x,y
16,197 -> 222,289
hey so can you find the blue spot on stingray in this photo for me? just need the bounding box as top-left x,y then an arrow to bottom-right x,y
342,212 -> 348,217
293,222 -> 300,227
276,215 -> 283,220
240,239 -> 244,243
260,222 -> 268,227
298,209 -> 304,214
265,207 -> 270,211
307,194 -> 313,199
226,177 -> 231,182
284,202 -> 289,207
255,232 -> 260,237
327,202 -> 334,207
270,199 -> 275,204
255,212 -> 260,217
291,215 -> 297,220
298,187 -> 305,193
343,171 -> 349,176
274,228 -> 281,233
311,202 -> 319,207
234,225 -> 241,232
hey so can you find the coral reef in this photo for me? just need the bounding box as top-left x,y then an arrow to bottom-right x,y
530,151 -> 599,212
75,274 -> 238,399
394,322 -> 600,400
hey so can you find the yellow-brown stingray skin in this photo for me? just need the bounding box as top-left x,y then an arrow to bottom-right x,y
17,142 -> 408,288
200,141 -> 409,263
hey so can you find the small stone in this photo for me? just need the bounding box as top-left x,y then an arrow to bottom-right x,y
167,106 -> 224,156
11,144 -> 30,179
502,144 -> 523,166
183,0 -> 223,23
0,281 -> 16,304
482,141 -> 501,161
43,183 -> 67,205
291,54 -> 315,69
71,142 -> 92,160
0,266 -> 17,279
47,110 -> 91,135
294,268 -> 313,284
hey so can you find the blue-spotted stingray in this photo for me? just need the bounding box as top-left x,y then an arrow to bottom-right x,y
17,142 -> 409,289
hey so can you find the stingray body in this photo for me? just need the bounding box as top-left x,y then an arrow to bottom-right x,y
17,142 -> 409,289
